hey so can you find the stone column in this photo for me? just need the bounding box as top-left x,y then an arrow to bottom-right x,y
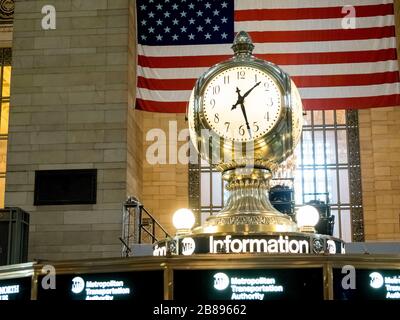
6,0 -> 141,260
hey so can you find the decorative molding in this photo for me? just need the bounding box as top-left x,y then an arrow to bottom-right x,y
346,110 -> 365,242
188,143 -> 201,225
0,0 -> 14,25
208,215 -> 290,226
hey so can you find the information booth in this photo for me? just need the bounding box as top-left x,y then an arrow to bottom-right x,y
1,255 -> 400,301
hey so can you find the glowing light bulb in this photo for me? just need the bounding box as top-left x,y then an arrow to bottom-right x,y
172,208 -> 195,235
296,205 -> 320,233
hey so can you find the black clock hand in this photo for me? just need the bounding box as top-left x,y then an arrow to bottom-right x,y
231,82 -> 261,110
242,81 -> 261,99
231,87 -> 243,110
239,102 -> 252,138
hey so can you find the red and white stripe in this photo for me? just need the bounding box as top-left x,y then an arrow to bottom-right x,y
136,0 -> 400,113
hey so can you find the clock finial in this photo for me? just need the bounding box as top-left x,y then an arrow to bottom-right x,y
232,31 -> 254,57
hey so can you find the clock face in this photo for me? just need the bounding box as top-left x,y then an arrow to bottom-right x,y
202,66 -> 282,142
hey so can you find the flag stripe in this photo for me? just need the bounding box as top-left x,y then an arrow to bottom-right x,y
136,94 -> 400,113
235,4 -> 393,21
136,99 -> 186,113
249,26 -> 395,43
137,72 -> 400,91
236,0 -> 394,10
293,71 -> 400,87
138,37 -> 396,55
137,60 -> 400,78
304,94 -> 400,110
138,49 -> 397,68
137,83 -> 400,102
235,15 -> 395,32
138,76 -> 196,91
301,83 -> 400,98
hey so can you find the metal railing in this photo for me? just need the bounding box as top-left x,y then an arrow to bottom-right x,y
121,197 -> 171,256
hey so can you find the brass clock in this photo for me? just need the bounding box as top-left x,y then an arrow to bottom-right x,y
187,31 -> 304,234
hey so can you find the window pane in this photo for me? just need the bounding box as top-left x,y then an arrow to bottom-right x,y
339,169 -> 350,204
336,110 -> 346,124
0,62 -> 11,210
341,210 -> 352,242
303,169 -> 315,201
315,169 -> 326,196
0,102 -> 9,135
325,130 -> 337,164
2,66 -> 11,97
327,169 -> 338,203
324,110 -> 334,125
212,171 -> 222,206
302,131 -> 313,165
313,110 -> 323,125
337,130 -> 348,163
314,131 -> 325,165
200,173 -> 210,206
0,139 -> 7,173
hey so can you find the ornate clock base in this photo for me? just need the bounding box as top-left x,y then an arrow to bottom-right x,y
192,167 -> 298,235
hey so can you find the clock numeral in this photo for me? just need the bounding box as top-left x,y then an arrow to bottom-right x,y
213,85 -> 220,95
266,97 -> 273,107
224,75 -> 230,84
253,122 -> 260,132
254,74 -> 258,83
210,99 -> 216,108
237,70 -> 246,80
224,122 -> 230,132
264,111 -> 270,121
239,125 -> 246,136
264,82 -> 270,91
214,113 -> 219,123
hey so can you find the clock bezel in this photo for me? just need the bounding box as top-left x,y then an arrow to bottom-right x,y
189,57 -> 294,168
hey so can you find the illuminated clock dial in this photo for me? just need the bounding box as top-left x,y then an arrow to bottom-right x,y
202,66 -> 282,142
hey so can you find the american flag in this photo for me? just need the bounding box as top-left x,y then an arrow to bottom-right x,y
136,0 -> 400,113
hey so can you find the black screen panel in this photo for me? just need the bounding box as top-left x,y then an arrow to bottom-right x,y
34,169 -> 97,205
37,271 -> 164,300
0,277 -> 32,300
0,221 -> 9,265
174,268 -> 324,300
333,268 -> 400,300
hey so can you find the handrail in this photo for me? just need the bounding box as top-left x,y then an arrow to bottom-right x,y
140,225 -> 159,243
121,197 -> 171,254
140,206 -> 171,241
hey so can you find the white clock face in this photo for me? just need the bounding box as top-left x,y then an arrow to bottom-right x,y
202,66 -> 282,142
